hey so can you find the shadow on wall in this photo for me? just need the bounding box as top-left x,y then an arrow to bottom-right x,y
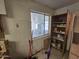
4,0 -> 14,17
1,0 -> 15,34
1,15 -> 9,34
9,41 -> 25,59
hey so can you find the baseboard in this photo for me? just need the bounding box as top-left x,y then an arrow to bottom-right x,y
32,48 -> 44,56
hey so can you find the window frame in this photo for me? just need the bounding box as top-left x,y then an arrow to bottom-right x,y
31,11 -> 50,39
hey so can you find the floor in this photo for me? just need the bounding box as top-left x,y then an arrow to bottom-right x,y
69,44 -> 79,59
34,48 -> 69,59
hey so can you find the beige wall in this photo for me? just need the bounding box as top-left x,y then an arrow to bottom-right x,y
0,0 -> 6,14
2,0 -> 54,59
55,2 -> 79,50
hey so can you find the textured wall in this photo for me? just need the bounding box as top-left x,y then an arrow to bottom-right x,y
0,0 -> 6,14
1,0 -> 54,59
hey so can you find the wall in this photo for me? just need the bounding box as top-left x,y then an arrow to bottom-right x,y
0,0 -> 6,14
2,0 -> 54,59
55,2 -> 79,50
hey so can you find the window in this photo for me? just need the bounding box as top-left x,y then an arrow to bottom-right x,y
31,12 -> 49,38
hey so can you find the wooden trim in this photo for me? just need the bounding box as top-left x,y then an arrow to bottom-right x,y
32,48 -> 44,56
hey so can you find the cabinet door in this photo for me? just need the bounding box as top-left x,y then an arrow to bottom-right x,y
0,0 -> 6,14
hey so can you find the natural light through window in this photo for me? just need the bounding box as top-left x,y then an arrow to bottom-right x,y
31,12 -> 49,38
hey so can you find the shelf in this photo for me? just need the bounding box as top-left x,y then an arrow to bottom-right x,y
51,44 -> 63,51
53,22 -> 66,24
52,26 -> 66,28
53,37 -> 64,42
57,25 -> 66,28
51,13 -> 68,53
52,46 -> 62,51
53,32 -> 65,35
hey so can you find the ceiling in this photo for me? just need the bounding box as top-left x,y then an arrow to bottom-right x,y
34,0 -> 79,9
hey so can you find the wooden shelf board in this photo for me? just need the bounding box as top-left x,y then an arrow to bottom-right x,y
52,26 -> 66,28
57,26 -> 66,28
53,22 -> 66,24
51,46 -> 63,51
53,32 -> 65,35
52,37 -> 64,42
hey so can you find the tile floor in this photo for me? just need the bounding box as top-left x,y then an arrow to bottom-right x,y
35,48 -> 69,59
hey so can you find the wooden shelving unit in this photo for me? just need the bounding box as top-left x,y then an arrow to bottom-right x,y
51,13 -> 70,52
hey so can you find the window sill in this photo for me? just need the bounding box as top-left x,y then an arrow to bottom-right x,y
32,34 -> 49,40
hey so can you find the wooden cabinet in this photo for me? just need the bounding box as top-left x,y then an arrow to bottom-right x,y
51,13 -> 71,52
0,0 -> 6,14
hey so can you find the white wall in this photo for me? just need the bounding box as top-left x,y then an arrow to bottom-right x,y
2,0 -> 54,59
55,2 -> 79,15
0,0 -> 6,14
55,2 -> 79,50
